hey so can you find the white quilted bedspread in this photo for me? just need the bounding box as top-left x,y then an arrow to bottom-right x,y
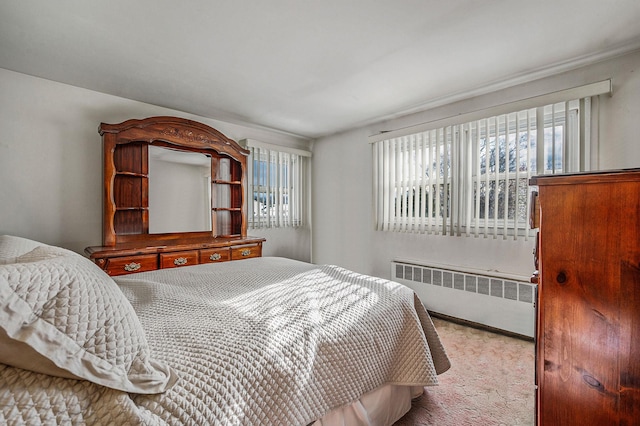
0,257 -> 450,425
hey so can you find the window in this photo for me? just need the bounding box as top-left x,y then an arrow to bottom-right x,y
372,81 -> 610,239
242,140 -> 310,229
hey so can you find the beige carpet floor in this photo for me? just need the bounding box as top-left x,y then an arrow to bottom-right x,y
394,317 -> 535,426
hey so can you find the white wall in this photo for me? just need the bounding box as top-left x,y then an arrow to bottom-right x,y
0,68 -> 311,261
312,49 -> 640,280
3,48 -> 639,273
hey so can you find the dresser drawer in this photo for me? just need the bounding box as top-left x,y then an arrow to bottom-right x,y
103,254 -> 158,276
159,250 -> 199,269
200,248 -> 231,263
230,244 -> 262,260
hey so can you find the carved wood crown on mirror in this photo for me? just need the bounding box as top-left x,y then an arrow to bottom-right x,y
84,116 -> 265,276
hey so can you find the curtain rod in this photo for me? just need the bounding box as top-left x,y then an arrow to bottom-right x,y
368,79 -> 612,143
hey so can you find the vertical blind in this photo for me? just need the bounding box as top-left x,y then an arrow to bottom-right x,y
371,81 -> 611,239
242,140 -> 310,229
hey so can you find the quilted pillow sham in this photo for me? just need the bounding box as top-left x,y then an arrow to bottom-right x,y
0,235 -> 44,264
0,245 -> 177,394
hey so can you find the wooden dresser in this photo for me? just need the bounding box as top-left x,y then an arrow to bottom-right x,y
86,236 -> 264,276
530,169 -> 640,425
85,116 -> 265,276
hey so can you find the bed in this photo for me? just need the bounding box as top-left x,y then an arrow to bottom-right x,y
0,235 -> 450,425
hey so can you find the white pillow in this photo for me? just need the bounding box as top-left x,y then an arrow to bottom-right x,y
0,235 -> 45,264
0,245 -> 177,394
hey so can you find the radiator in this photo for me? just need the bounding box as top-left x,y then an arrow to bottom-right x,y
391,261 -> 535,338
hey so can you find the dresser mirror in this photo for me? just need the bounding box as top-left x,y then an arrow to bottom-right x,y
148,145 -> 212,234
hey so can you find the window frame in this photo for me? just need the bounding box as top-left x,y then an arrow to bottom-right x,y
371,82 -> 610,239
241,139 -> 310,230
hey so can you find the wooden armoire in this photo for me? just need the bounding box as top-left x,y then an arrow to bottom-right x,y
530,169 -> 640,425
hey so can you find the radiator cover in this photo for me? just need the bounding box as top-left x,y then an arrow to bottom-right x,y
392,261 -> 535,338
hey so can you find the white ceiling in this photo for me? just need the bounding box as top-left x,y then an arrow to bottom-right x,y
1,1 -> 640,139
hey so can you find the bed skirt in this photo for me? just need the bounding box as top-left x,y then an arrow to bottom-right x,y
314,384 -> 423,425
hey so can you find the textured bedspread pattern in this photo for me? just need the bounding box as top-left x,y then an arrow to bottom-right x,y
1,257 -> 450,425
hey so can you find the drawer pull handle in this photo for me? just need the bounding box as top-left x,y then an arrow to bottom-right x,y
241,249 -> 251,257
124,262 -> 141,272
209,253 -> 221,261
174,257 -> 188,266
